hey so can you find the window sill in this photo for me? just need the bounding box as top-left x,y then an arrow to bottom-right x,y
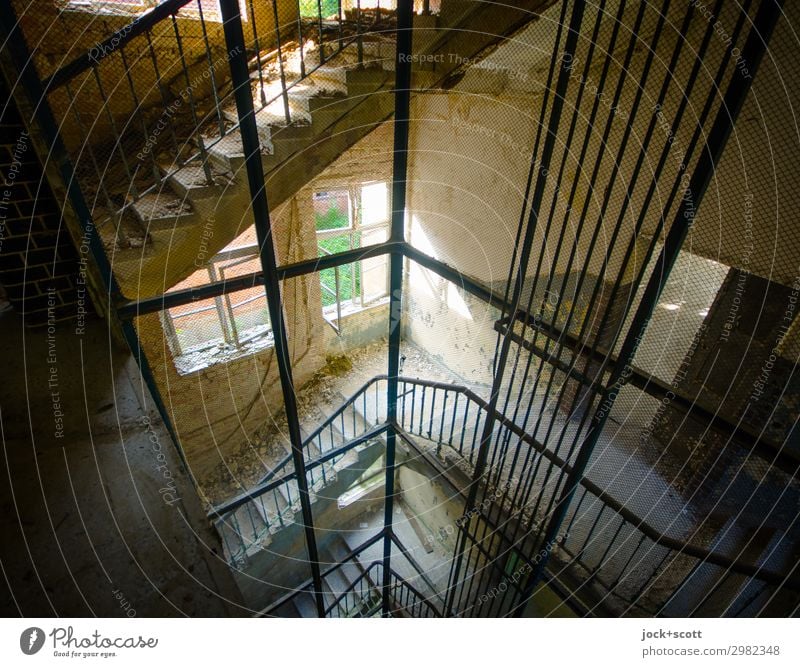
172,328 -> 274,376
323,296 -> 390,329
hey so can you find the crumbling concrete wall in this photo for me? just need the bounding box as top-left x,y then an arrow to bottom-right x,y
133,189 -> 325,491
138,120 -> 394,492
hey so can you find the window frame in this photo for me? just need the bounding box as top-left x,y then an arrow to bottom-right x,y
314,181 -> 390,332
162,242 -> 272,364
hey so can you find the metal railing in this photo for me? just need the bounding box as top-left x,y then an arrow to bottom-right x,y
215,373 -> 799,616
260,530 -> 443,617
324,561 -> 384,617
393,376 -> 800,617
43,0 -> 403,232
209,375 -> 389,563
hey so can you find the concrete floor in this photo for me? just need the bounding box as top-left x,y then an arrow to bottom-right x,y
0,311 -> 245,616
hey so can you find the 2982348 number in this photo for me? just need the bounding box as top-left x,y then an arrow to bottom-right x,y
729,646 -> 780,656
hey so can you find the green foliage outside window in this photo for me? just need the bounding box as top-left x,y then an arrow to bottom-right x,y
299,0 -> 341,19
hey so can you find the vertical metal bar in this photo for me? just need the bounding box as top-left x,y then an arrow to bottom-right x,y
145,30 -> 182,163
219,0 -> 325,618
92,67 -> 139,200
439,389 -> 447,441
316,0 -> 326,62
445,0 -> 586,617
196,0 -> 226,137
515,0 -> 785,615
449,392 -> 458,445
171,14 -> 215,184
248,0 -> 269,108
334,264 -> 342,329
419,385 -> 427,433
119,47 -> 162,190
356,0 -> 364,66
296,0 -> 307,79
271,0 -> 293,125
209,264 -> 235,345
382,0 -> 413,617
63,82 -> 116,215
337,0 -> 344,51
609,533 -> 646,590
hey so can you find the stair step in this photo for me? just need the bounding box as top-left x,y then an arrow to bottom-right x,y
215,501 -> 270,564
108,228 -> 193,275
325,538 -> 362,587
249,487 -> 291,531
306,93 -> 362,128
323,564 -> 353,599
439,0 -> 477,26
288,67 -> 349,98
344,66 -> 392,98
276,477 -> 302,511
162,158 -> 235,199
359,41 -> 396,70
129,192 -> 194,230
257,95 -> 313,126
660,519 -> 769,617
206,131 -> 271,174
456,66 -> 510,95
293,592 -> 319,618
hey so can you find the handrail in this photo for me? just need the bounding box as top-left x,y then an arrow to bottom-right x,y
495,313 -> 800,476
323,561 -> 383,616
258,530 -> 385,616
44,0 -> 195,91
387,568 -> 443,617
253,375 -> 387,484
388,530 -> 445,608
209,422 -> 388,517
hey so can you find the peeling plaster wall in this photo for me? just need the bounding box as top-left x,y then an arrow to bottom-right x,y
402,265 -> 498,390
406,1 -> 799,289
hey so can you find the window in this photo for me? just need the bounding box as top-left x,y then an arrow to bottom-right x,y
162,226 -> 272,374
314,181 -> 390,330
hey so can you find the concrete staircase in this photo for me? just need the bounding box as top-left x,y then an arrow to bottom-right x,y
269,535 -> 382,617
212,378 -> 388,568
102,0 -> 555,298
659,521 -> 799,617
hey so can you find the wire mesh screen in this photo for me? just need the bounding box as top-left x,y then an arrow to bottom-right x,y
17,0 -> 798,618
429,0 -> 800,617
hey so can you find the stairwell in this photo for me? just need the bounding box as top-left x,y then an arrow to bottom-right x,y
97,0 -> 556,299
